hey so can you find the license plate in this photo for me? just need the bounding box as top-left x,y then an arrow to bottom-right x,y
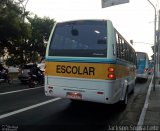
66,92 -> 82,100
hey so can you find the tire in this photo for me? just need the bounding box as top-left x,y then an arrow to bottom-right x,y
20,80 -> 27,84
130,82 -> 135,94
130,87 -> 134,94
7,75 -> 11,84
70,99 -> 79,103
28,79 -> 35,88
7,79 -> 11,84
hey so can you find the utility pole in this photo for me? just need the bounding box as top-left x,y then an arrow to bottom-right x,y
20,0 -> 29,65
147,0 -> 157,91
157,10 -> 160,78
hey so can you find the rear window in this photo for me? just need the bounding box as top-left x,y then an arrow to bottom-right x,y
136,52 -> 147,67
136,52 -> 146,60
48,20 -> 107,57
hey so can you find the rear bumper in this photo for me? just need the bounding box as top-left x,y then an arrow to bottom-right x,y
46,85 -> 107,103
136,74 -> 148,79
45,77 -> 121,104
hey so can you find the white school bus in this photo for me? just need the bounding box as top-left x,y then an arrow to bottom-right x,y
45,19 -> 136,107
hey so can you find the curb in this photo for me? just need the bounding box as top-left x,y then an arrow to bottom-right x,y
136,75 -> 153,131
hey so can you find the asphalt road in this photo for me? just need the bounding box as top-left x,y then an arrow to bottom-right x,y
0,76 -> 152,131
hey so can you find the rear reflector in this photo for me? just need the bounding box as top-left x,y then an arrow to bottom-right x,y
97,92 -> 104,94
48,86 -> 53,89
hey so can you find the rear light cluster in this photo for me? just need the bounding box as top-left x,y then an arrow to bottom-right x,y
144,68 -> 147,72
108,67 -> 116,79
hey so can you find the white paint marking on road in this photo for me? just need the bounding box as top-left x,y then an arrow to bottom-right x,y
136,75 -> 153,131
0,86 -> 43,96
0,97 -> 61,120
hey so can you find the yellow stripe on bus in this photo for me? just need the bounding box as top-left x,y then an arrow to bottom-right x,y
45,62 -> 135,80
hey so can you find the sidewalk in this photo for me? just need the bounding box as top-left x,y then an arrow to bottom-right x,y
143,77 -> 160,130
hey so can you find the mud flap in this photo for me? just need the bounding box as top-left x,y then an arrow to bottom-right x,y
120,80 -> 128,101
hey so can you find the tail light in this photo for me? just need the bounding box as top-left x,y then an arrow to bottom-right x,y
108,73 -> 115,79
107,67 -> 116,79
144,68 -> 147,72
108,67 -> 115,72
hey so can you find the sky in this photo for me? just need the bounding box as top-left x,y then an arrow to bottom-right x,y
26,0 -> 159,59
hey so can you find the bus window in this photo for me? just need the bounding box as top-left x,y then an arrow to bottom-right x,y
136,52 -> 149,81
49,21 -> 107,57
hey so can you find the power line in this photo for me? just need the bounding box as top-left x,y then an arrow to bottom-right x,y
132,42 -> 153,45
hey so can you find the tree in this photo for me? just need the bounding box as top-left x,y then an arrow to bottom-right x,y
28,15 -> 55,62
0,0 -> 55,65
0,0 -> 31,65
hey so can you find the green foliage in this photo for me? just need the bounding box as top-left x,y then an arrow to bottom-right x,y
0,0 -> 55,66
5,58 -> 13,66
28,15 -> 55,57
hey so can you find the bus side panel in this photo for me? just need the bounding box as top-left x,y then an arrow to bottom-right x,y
107,20 -> 116,59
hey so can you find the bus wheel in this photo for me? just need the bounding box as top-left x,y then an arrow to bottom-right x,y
130,82 -> 135,94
